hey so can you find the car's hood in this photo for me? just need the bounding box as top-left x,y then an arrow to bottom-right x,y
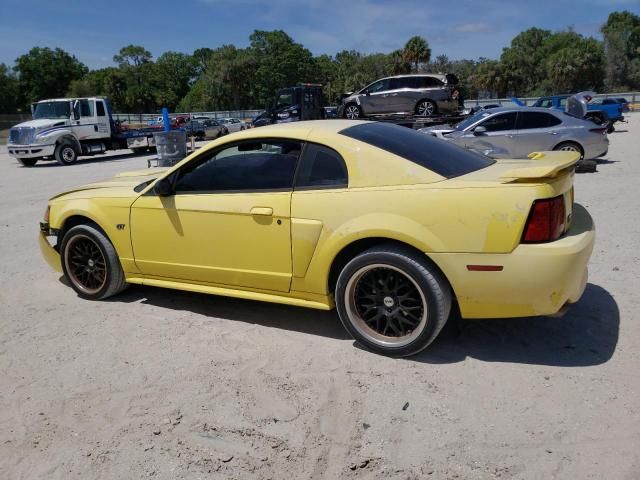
50,168 -> 169,200
12,118 -> 69,130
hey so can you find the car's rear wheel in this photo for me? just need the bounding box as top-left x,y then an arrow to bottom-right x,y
55,142 -> 78,166
416,100 -> 437,116
554,141 -> 584,160
335,246 -> 452,357
19,158 -> 38,167
343,104 -> 362,119
61,224 -> 128,300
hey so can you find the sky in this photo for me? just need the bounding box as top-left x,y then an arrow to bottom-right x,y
0,0 -> 638,69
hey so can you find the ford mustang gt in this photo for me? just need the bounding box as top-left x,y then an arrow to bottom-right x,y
39,120 -> 595,357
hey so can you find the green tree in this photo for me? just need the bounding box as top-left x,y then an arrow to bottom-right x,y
0,63 -> 19,113
601,10 -> 640,90
500,28 -> 553,95
67,67 -> 127,110
545,36 -> 605,93
13,47 -> 88,108
113,45 -> 152,67
402,36 -> 431,72
112,45 -> 156,112
154,52 -> 198,110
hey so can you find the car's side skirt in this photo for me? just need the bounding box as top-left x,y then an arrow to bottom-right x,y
125,275 -> 334,311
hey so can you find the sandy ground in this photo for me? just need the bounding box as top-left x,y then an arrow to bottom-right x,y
0,118 -> 638,480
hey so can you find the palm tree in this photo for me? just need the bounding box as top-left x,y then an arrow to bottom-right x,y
402,36 -> 432,72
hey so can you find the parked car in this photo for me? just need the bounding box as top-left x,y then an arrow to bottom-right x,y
183,120 -> 206,140
420,106 -> 608,160
193,117 -> 228,137
338,73 -> 460,119
39,120 -> 594,357
220,117 -> 247,132
522,92 -> 624,132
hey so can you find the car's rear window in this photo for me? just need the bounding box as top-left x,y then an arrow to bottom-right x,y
339,122 -> 495,178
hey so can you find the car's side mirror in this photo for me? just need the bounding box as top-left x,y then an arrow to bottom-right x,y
473,126 -> 487,135
364,89 -> 370,96
153,178 -> 174,196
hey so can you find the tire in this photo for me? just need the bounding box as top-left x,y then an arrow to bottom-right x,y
335,245 -> 452,357
607,123 -> 615,134
553,141 -> 584,160
343,103 -> 362,119
60,224 -> 128,300
416,99 -> 437,116
19,158 -> 38,167
55,142 -> 78,166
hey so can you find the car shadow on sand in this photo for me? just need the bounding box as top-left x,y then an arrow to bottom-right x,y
415,283 -> 619,367
101,281 -> 618,367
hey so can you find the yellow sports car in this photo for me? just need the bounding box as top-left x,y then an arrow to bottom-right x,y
39,120 -> 595,357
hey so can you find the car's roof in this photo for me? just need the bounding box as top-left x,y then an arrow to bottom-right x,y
479,106 -> 564,114
380,73 -> 448,80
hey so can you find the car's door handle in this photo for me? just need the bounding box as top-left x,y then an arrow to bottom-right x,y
250,207 -> 273,216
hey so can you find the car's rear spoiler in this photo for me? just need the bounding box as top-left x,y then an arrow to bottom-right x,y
500,151 -> 580,181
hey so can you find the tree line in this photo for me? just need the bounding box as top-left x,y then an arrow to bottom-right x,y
0,10 -> 638,115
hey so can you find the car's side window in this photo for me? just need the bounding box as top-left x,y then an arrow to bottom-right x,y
479,112 -> 518,132
539,99 -> 554,108
174,140 -> 302,193
96,101 -> 106,117
367,79 -> 390,94
516,112 -> 562,129
421,76 -> 444,88
295,143 -> 348,190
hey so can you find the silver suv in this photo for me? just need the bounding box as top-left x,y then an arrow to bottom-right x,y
338,74 -> 460,119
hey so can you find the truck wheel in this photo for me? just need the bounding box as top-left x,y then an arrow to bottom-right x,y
19,159 -> 38,167
607,123 -> 615,134
55,142 -> 78,166
335,245 -> 452,357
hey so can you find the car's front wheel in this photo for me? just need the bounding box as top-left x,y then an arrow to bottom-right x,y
343,104 -> 362,119
61,224 -> 128,300
335,246 -> 452,357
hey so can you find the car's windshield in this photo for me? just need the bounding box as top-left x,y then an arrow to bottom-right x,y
454,111 -> 492,130
33,101 -> 71,119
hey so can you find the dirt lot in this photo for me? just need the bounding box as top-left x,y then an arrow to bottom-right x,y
1,118 -> 639,480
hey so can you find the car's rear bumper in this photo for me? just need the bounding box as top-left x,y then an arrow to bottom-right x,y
8,144 -> 55,159
39,231 -> 62,273
429,203 -> 595,319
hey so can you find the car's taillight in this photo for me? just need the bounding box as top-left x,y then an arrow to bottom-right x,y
522,195 -> 565,243
589,127 -> 607,135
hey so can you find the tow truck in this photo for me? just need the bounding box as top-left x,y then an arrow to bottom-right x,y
252,84 -> 468,130
7,97 -> 169,166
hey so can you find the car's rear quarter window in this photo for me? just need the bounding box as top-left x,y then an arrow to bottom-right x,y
339,122 -> 494,178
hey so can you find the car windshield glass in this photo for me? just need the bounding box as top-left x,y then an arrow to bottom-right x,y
454,111 -> 491,130
33,101 -> 71,119
339,123 -> 494,178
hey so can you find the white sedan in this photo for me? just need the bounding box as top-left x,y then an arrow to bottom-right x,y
220,118 -> 248,133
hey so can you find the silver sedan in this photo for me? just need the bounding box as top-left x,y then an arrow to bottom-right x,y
420,106 -> 608,160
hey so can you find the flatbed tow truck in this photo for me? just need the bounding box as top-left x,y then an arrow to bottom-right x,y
7,97 -> 173,166
252,84 -> 469,130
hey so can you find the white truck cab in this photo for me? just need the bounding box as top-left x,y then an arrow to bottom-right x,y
6,97 -> 145,166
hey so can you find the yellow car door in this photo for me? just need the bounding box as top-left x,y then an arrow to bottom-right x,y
129,139 -> 302,292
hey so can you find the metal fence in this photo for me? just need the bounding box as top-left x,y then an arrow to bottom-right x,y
463,91 -> 640,111
111,110 -> 264,125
